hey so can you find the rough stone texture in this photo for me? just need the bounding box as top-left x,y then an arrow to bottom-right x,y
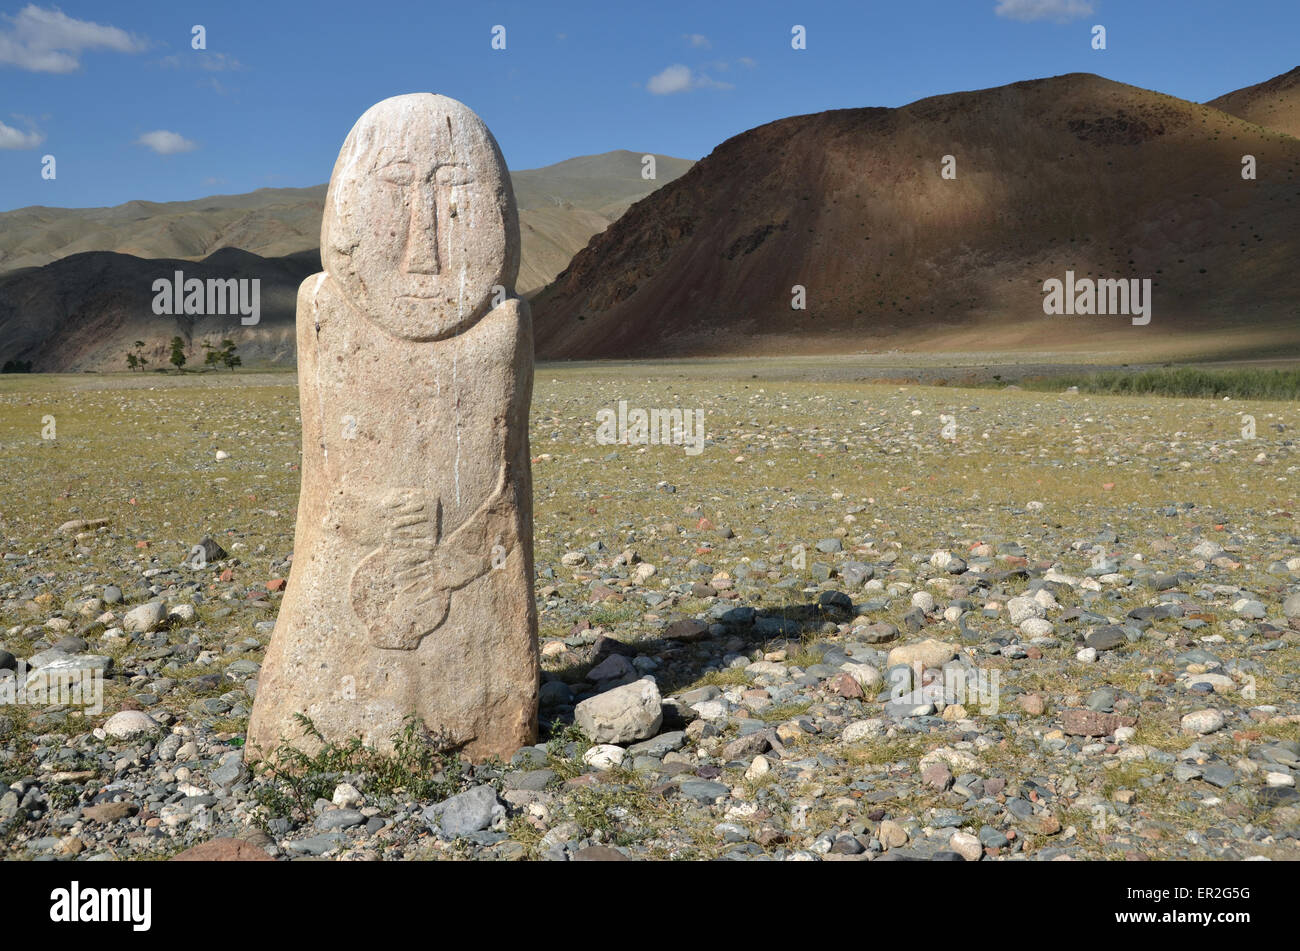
1283,591 -> 1300,618
247,94 -> 537,762
170,838 -> 274,861
122,602 -> 166,633
1085,625 -> 1127,651
574,677 -> 662,743
1061,708 -> 1138,737
1181,709 -> 1226,735
571,845 -> 631,861
82,802 -> 138,822
102,710 -> 157,738
886,638 -> 959,670
424,784 -> 505,837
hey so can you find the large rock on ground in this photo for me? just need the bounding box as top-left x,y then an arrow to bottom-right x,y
574,677 -> 662,744
887,638 -> 960,670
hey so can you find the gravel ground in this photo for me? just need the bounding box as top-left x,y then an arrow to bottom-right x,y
0,367 -> 1296,860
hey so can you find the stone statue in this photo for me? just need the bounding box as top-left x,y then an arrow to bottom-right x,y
247,94 -> 538,762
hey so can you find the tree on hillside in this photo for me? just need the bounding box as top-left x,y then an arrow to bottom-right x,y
169,336 -> 187,371
125,351 -> 139,371
202,339 -> 221,370
220,339 -> 241,371
133,340 -> 148,371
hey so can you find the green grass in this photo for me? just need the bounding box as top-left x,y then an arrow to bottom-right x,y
251,714 -> 466,823
1024,366 -> 1300,401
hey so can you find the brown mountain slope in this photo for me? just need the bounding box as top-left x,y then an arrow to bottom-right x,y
0,248 -> 317,372
532,73 -> 1300,360
1207,66 -> 1300,139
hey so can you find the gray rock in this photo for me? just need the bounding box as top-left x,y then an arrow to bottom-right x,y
424,785 -> 505,838
1283,592 -> 1300,618
538,680 -> 572,707
283,832 -> 346,855
678,779 -> 730,803
210,751 -> 247,789
574,677 -> 662,744
123,602 -> 167,633
1085,625 -> 1127,651
1086,688 -> 1115,713
1201,765 -> 1236,788
504,769 -> 554,791
27,654 -> 113,689
627,731 -> 686,758
316,808 -> 365,830
102,710 -> 156,738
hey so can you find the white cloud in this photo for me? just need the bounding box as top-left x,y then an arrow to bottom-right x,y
647,63 -> 733,95
0,119 -> 44,149
0,4 -> 145,73
995,0 -> 1095,22
648,64 -> 693,94
136,130 -> 197,155
684,33 -> 711,49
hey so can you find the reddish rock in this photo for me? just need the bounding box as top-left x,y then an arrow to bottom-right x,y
219,569 -> 234,582
829,672 -> 863,699
170,838 -> 274,861
1061,708 -> 1137,737
723,732 -> 770,759
921,763 -> 952,790
82,802 -> 138,822
266,578 -> 286,592
663,618 -> 710,641
1019,694 -> 1045,716
1021,814 -> 1062,836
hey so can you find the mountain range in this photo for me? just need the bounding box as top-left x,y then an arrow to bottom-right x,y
0,151 -> 691,371
1,68 -> 1297,371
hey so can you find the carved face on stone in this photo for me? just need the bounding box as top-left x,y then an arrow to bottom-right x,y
321,94 -> 520,340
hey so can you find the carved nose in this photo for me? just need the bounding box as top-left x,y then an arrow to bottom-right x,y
404,181 -> 439,275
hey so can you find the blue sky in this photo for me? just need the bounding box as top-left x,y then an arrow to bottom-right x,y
1,0 -> 1296,211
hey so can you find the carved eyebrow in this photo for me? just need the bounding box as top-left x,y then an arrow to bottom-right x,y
373,147 -> 409,168
377,160 -> 415,185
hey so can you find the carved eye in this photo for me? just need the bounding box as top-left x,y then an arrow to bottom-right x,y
378,162 -> 414,186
